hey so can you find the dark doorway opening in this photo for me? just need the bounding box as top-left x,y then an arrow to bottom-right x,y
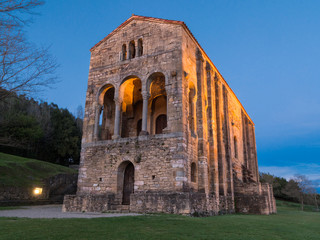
137,119 -> 142,136
122,162 -> 134,205
156,114 -> 167,134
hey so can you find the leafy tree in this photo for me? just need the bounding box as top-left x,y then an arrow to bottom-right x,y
0,112 -> 43,149
49,106 -> 81,165
0,91 -> 81,165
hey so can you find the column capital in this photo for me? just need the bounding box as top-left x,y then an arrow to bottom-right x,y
113,98 -> 122,106
96,104 -> 103,110
141,91 -> 150,100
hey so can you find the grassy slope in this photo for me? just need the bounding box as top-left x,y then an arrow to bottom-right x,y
0,152 -> 76,187
0,200 -> 319,240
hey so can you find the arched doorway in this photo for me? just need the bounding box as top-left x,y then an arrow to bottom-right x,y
122,162 -> 134,205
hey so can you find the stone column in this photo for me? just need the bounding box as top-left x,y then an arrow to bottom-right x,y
206,63 -> 219,196
140,91 -> 150,135
112,98 -> 121,139
215,76 -> 227,196
94,104 -> 102,141
222,85 -> 234,198
195,48 -> 209,195
252,125 -> 259,182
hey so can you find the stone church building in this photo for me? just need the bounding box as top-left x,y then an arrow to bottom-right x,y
63,15 -> 276,215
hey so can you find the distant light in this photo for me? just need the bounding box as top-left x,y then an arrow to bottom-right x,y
33,188 -> 42,195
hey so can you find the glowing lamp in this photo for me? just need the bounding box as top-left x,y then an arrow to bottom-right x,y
33,187 -> 43,195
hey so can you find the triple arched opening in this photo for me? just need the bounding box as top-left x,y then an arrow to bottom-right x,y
97,72 -> 167,140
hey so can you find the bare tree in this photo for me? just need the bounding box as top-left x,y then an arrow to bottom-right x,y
309,186 -> 319,212
294,174 -> 315,211
0,0 -> 44,28
0,0 -> 57,101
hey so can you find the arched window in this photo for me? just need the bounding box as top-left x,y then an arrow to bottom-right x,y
155,114 -> 167,134
119,76 -> 142,138
122,44 -> 127,60
98,85 -> 115,141
234,136 -> 238,158
148,72 -> 167,135
129,41 -> 135,59
191,162 -> 197,182
138,38 -> 143,56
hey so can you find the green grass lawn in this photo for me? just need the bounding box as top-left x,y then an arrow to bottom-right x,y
0,152 -> 76,187
0,201 -> 319,240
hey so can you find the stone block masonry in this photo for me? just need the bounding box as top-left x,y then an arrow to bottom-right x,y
63,15 -> 276,216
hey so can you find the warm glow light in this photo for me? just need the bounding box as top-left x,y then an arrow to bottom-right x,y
33,187 -> 42,195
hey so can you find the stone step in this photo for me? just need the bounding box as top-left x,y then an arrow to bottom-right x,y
107,204 -> 130,213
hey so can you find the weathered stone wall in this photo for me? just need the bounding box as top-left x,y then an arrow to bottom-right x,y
62,194 -> 115,212
0,173 -> 77,205
130,191 -> 220,216
181,27 -> 261,199
82,20 -> 184,144
77,133 -> 189,196
234,181 -> 277,215
63,191 -> 235,216
64,15 -> 276,216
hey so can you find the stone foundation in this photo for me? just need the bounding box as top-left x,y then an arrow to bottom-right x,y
63,191 -> 235,216
234,182 -> 276,215
1,173 -> 77,205
62,194 -> 115,212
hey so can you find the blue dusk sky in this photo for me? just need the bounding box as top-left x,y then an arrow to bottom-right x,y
25,0 -> 320,191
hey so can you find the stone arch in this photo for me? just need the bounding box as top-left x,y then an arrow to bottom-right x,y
97,83 -> 115,106
96,83 -> 115,140
117,161 -> 135,205
119,75 -> 143,137
147,72 -> 167,135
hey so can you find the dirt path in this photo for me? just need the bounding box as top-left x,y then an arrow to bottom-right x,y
0,205 -> 141,218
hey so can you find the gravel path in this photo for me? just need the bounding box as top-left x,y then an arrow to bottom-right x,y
0,205 -> 141,219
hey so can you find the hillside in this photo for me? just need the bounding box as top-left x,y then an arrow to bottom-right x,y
0,152 -> 77,188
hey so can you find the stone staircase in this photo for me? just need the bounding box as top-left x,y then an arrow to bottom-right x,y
106,204 -> 131,213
